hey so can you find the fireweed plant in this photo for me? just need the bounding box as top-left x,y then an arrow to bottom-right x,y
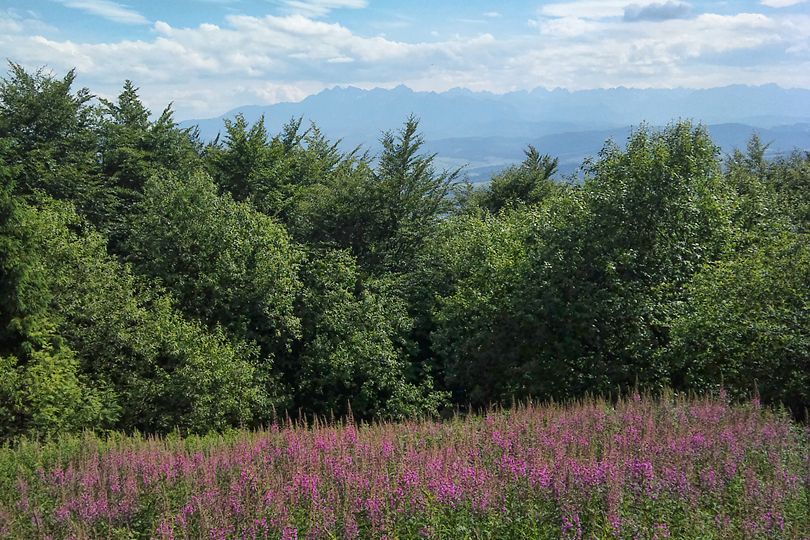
1,394 -> 807,539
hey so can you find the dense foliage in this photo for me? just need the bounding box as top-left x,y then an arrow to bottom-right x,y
1,63 -> 808,439
0,395 -> 807,538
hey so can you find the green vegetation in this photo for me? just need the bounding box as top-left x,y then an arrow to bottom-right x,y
1,63 -> 808,440
0,395 -> 807,539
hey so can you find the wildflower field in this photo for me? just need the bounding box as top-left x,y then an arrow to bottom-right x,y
1,395 -> 808,539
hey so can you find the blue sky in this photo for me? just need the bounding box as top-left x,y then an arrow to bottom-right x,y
1,0 -> 808,118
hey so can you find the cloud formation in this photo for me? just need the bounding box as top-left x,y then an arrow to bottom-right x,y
760,0 -> 807,7
2,3 -> 808,118
541,1 -> 658,19
57,0 -> 148,25
624,2 -> 691,22
280,0 -> 368,17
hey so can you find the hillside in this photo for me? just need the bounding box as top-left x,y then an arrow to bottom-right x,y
2,395 -> 807,539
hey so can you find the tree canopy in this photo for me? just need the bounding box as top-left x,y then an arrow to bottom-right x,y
1,63 -> 807,439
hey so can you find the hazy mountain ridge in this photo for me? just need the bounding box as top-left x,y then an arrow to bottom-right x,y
181,85 -> 810,182
429,122 -> 810,180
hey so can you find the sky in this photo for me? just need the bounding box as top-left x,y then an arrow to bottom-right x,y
1,0 -> 809,119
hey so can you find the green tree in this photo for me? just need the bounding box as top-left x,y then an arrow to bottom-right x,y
770,150 -> 810,233
127,171 -> 302,363
0,175 -> 114,437
560,122 -> 735,391
417,207 -> 535,404
294,249 -> 446,419
0,196 -> 271,437
265,117 -> 457,276
0,342 -> 113,439
0,63 -> 111,221
474,146 -> 560,213
370,116 -> 460,274
422,122 -> 737,405
206,116 -> 348,222
206,114 -> 274,203
670,231 -> 809,414
289,157 -> 378,256
97,80 -> 200,246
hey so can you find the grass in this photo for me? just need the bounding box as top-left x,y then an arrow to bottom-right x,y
1,393 -> 807,539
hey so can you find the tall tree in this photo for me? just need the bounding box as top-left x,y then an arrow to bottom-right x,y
770,150 -> 810,233
416,207 -> 536,404
560,122 -> 735,390
206,113 -> 274,203
670,231 -> 809,415
97,81 -> 200,248
370,116 -> 460,274
0,195 -> 271,437
126,171 -> 302,364
294,248 -> 446,419
474,145 -> 560,213
423,122 -> 738,405
207,115 -> 353,224
0,63 -> 107,220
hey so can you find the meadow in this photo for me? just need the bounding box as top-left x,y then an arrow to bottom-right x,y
1,394 -> 807,539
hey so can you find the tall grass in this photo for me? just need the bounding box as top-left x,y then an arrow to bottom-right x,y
1,393 -> 807,539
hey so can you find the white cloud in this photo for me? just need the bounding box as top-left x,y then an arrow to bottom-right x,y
1,6 -> 807,118
280,0 -> 368,18
540,0 -> 662,19
624,1 -> 691,22
530,16 -> 599,37
518,11 -> 808,92
0,13 -> 500,116
57,0 -> 148,25
0,8 -> 56,34
761,0 -> 807,6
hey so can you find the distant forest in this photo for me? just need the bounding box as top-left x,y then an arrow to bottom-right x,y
1,63 -> 808,439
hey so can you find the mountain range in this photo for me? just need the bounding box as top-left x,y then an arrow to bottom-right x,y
180,85 -> 810,181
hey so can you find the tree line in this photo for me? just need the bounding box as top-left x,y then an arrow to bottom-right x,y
0,63 -> 807,439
